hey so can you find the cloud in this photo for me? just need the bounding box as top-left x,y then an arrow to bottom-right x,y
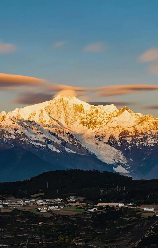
48,84 -> 87,93
83,42 -> 106,53
9,73 -> 88,105
0,73 -> 87,92
0,73 -> 45,89
14,89 -> 86,105
54,90 -> 90,102
78,95 -> 91,103
138,48 -> 158,63
14,92 -> 53,105
144,105 -> 158,110
2,73 -> 158,107
95,84 -> 158,97
150,63 -> 158,74
54,89 -> 76,98
0,41 -> 17,54
53,41 -> 65,48
13,82 -> 158,105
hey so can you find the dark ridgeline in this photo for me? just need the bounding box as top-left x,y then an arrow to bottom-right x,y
0,169 -> 158,204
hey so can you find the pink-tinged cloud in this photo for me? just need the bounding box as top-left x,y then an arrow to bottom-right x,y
3,73 -> 158,106
0,42 -> 17,54
0,73 -> 45,88
54,89 -> 90,102
95,84 -> 158,97
14,83 -> 158,106
14,92 -> 53,105
54,89 -> 77,98
48,84 -> 87,92
53,41 -> 65,48
138,48 -> 158,62
14,89 -> 87,105
145,105 -> 158,110
83,42 -> 106,53
150,63 -> 158,74
0,73 -> 86,92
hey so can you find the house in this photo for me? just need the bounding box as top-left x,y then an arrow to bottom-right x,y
38,207 -> 47,213
48,206 -> 59,210
127,203 -> 133,206
36,200 -> 45,205
24,199 -> 31,205
5,199 -> 24,207
97,203 -> 118,207
67,196 -> 77,203
118,203 -> 125,207
40,209 -> 47,213
88,208 -> 97,212
143,207 -> 155,212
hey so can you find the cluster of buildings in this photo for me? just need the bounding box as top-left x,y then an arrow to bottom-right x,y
0,198 -> 156,214
0,198 -> 63,210
0,196 -> 85,212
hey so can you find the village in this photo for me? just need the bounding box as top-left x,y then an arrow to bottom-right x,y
0,172 -> 157,246
0,195 -> 157,217
0,195 -> 157,247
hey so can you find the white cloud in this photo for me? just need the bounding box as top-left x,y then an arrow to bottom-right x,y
83,42 -> 106,53
53,41 -> 65,48
138,48 -> 158,62
0,41 -> 17,54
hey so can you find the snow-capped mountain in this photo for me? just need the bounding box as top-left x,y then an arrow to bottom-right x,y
0,95 -> 157,181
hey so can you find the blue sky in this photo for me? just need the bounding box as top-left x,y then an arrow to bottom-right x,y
0,0 -> 158,116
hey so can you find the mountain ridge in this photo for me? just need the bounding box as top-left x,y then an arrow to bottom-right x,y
0,95 -> 157,181
1,95 -> 157,131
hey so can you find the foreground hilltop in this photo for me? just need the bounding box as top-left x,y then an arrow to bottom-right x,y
0,95 -> 157,181
0,169 -> 158,205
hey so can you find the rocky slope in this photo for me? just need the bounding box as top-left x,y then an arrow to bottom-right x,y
0,95 -> 157,181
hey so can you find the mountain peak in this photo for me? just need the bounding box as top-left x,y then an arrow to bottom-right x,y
117,106 -> 133,115
0,95 -> 157,181
0,96 -> 157,133
53,94 -> 89,106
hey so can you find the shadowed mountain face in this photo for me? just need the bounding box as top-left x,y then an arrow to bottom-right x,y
0,146 -> 113,182
0,95 -> 157,181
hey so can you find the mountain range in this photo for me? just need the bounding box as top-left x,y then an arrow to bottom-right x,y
0,95 -> 157,181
